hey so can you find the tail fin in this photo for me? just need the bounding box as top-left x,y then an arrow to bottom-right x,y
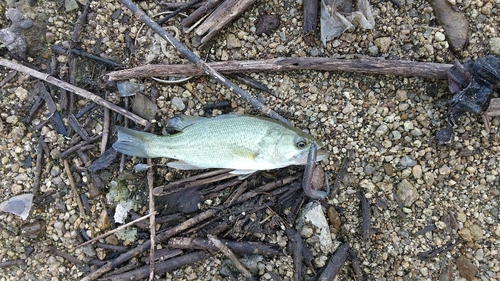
112,127 -> 156,158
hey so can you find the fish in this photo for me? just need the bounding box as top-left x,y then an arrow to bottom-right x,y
112,114 -> 329,178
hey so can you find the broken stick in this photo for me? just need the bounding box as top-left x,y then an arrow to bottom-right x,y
192,0 -> 257,46
182,0 -> 224,30
107,57 -> 453,81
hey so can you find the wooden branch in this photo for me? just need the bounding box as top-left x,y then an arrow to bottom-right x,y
120,0 -> 290,125
0,58 -> 150,127
107,57 -> 453,81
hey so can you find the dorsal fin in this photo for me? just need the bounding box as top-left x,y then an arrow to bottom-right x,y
164,115 -> 206,132
164,114 -> 244,133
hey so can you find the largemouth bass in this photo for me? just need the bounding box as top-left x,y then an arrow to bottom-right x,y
113,114 -> 329,177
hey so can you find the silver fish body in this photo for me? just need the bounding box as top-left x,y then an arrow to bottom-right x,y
113,114 -> 328,177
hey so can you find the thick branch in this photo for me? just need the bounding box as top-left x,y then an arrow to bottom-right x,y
107,57 -> 452,81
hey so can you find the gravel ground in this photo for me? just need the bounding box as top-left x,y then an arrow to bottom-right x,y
0,0 -> 499,280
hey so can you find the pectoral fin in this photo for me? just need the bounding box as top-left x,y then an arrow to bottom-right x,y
167,161 -> 205,170
230,169 -> 258,179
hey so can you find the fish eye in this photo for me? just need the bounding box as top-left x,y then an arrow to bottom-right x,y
295,138 -> 307,149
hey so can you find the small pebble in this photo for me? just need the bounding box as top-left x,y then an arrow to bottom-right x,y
456,256 -> 477,280
226,34 -> 241,48
392,130 -> 402,140
475,248 -> 484,261
6,8 -> 23,23
400,155 -> 416,167
403,121 -> 414,131
6,115 -> 18,124
374,37 -> 391,53
171,97 -> 185,111
434,31 -> 446,42
364,164 -> 376,175
410,128 -> 422,136
395,90 -> 408,102
489,37 -> 500,56
375,124 -> 389,137
301,226 -> 313,238
412,165 -> 422,179
396,179 -> 419,207
342,102 -> 355,114
368,45 -> 378,55
19,20 -> 34,30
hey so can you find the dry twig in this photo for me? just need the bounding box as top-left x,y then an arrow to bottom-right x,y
52,46 -> 123,67
208,234 -> 256,281
78,212 -> 157,248
349,249 -> 364,281
100,94 -> 111,155
147,159 -> 156,281
59,135 -> 101,159
317,242 -> 350,281
330,150 -> 353,197
50,246 -> 87,268
0,259 -> 26,268
360,190 -> 371,242
32,136 -> 44,196
63,159 -> 86,217
157,0 -> 204,25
